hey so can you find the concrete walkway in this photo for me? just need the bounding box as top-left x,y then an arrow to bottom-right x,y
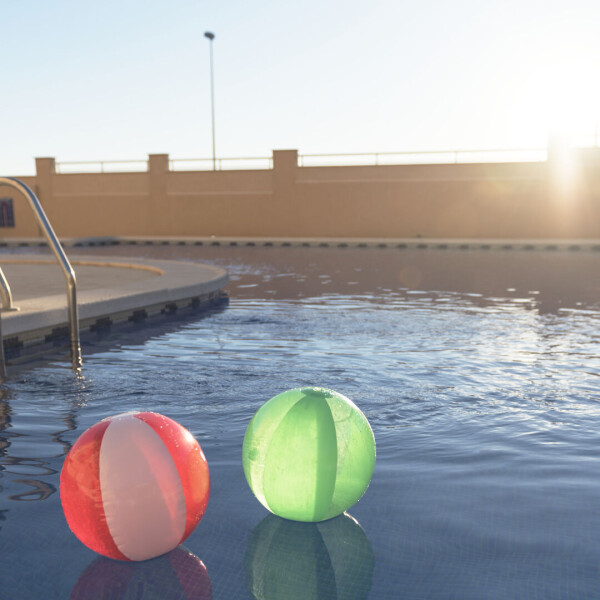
0,254 -> 228,358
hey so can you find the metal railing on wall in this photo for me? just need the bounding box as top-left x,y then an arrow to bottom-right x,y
57,148 -> 549,174
53,146 -> 558,174
169,156 -> 273,171
297,148 -> 548,167
56,159 -> 149,174
55,156 -> 275,173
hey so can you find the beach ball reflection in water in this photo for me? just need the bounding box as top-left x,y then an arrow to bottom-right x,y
245,513 -> 374,600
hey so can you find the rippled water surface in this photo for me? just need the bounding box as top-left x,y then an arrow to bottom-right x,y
1,246 -> 599,599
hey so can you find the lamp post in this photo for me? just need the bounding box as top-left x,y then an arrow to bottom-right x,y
204,31 -> 216,170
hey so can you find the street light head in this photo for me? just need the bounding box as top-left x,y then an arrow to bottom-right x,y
204,31 -> 215,40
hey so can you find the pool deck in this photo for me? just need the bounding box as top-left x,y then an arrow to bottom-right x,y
0,252 -> 228,359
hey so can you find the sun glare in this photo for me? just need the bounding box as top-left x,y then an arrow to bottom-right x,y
506,38 -> 600,148
548,134 -> 578,200
489,16 -> 600,206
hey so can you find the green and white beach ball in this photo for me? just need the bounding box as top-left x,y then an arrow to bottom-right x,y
242,387 -> 376,522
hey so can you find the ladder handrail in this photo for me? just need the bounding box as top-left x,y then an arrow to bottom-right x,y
0,266 -> 16,310
0,296 -> 5,380
0,177 -> 81,371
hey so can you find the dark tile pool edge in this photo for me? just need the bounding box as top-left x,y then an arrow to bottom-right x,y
5,291 -> 228,367
2,236 -> 600,252
0,254 -> 229,366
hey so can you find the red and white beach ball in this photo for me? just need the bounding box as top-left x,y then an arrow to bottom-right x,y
60,411 -> 210,562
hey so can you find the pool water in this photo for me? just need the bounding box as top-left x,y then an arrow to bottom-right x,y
1,246 -> 599,599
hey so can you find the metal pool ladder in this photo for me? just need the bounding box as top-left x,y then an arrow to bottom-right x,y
0,177 -> 81,377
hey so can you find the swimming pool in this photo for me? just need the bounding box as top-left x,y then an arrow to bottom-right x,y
1,244 -> 599,599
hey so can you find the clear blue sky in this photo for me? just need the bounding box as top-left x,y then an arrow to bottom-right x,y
3,0 -> 599,174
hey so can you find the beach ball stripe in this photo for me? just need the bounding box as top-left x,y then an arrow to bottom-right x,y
60,412 -> 210,562
134,412 -> 210,543
61,418 -> 125,560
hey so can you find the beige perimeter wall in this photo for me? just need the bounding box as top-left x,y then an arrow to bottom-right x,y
2,149 -> 600,240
